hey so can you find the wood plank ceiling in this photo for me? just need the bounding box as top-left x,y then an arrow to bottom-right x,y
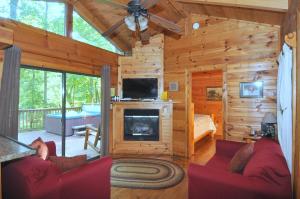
68,0 -> 288,52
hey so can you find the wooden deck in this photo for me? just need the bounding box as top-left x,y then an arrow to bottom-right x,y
18,130 -> 100,158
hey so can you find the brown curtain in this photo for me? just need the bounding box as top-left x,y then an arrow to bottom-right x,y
0,46 -> 21,139
100,65 -> 111,156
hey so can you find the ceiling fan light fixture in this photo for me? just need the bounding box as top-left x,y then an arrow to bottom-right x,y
138,15 -> 148,31
125,15 -> 136,31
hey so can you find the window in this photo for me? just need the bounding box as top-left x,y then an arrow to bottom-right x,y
0,1 -> 123,54
72,11 -> 124,55
0,0 -> 66,36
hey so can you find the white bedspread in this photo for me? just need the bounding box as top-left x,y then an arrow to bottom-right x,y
194,114 -> 216,140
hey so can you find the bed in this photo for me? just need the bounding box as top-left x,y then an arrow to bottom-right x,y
194,114 -> 216,143
44,104 -> 101,136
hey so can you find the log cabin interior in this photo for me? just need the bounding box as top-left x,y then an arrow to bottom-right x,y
0,0 -> 299,199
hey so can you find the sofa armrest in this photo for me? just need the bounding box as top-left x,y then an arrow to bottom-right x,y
45,141 -> 57,156
188,163 -> 290,199
216,140 -> 245,158
60,156 -> 112,199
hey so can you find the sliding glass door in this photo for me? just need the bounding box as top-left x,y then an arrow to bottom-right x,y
65,73 -> 101,158
18,67 -> 101,159
18,67 -> 63,155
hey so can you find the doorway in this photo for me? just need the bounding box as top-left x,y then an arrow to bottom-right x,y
187,69 -> 226,156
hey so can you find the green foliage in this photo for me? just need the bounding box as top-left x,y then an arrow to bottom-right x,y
66,74 -> 101,108
19,68 -> 101,110
72,11 -> 124,55
0,0 -> 122,54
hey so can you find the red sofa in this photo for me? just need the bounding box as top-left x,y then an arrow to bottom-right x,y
188,138 -> 291,199
3,141 -> 112,199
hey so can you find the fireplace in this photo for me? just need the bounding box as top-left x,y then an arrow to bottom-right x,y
124,109 -> 159,141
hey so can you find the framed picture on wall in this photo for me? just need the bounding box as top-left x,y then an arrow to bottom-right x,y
240,81 -> 263,98
206,87 -> 223,101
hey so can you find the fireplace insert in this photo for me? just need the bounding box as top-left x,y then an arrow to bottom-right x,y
124,109 -> 159,141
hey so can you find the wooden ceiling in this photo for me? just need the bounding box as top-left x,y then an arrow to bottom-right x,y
66,0 -> 288,52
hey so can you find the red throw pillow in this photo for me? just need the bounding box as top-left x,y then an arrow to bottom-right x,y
228,143 -> 254,173
29,137 -> 49,160
48,155 -> 87,172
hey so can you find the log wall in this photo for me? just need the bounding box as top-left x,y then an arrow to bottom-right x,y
164,15 -> 280,156
0,19 -> 119,86
118,34 -> 164,97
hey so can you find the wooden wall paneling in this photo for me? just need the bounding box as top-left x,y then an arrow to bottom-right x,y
0,26 -> 13,49
0,19 -> 119,86
226,60 -> 277,141
164,71 -> 187,156
165,16 -> 280,148
183,4 -> 284,26
186,70 -> 193,157
118,34 -> 164,97
222,69 -> 228,140
176,0 -> 289,12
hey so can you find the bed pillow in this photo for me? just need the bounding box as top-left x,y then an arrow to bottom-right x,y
48,155 -> 87,172
29,137 -> 49,160
228,143 -> 254,173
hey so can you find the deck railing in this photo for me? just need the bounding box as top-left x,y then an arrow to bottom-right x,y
19,107 -> 81,131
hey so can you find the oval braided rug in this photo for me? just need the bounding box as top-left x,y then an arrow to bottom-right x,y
111,158 -> 185,189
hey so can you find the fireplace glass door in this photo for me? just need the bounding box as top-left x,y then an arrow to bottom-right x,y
124,109 -> 159,141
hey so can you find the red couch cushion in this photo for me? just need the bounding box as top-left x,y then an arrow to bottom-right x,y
229,143 -> 254,173
243,138 -> 290,185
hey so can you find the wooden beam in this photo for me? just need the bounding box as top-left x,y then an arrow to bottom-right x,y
167,0 -> 188,18
0,19 -> 118,76
176,0 -> 289,12
64,0 -> 130,51
0,26 -> 13,49
65,3 -> 73,38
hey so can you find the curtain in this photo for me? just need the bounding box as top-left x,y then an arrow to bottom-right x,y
277,43 -> 293,173
0,46 -> 21,139
100,65 -> 111,156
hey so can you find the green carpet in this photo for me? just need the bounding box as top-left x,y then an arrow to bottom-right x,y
111,158 -> 185,189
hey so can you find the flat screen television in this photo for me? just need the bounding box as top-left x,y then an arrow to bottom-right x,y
122,78 -> 158,99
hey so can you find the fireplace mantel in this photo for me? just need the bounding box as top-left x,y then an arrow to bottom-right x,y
110,101 -> 173,155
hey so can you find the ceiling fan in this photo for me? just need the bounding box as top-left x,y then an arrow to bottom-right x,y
98,0 -> 183,44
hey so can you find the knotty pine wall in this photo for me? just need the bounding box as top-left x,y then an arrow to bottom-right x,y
192,70 -> 223,137
0,19 -> 119,87
165,15 -> 280,156
117,34 -> 164,97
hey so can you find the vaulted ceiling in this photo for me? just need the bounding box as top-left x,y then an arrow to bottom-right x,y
66,0 -> 289,52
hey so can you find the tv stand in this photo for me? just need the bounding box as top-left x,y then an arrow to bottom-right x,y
110,101 -> 173,155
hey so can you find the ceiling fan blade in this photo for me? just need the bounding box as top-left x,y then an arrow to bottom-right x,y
140,30 -> 150,45
141,0 -> 160,9
95,0 -> 128,10
148,13 -> 183,35
102,18 -> 125,37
